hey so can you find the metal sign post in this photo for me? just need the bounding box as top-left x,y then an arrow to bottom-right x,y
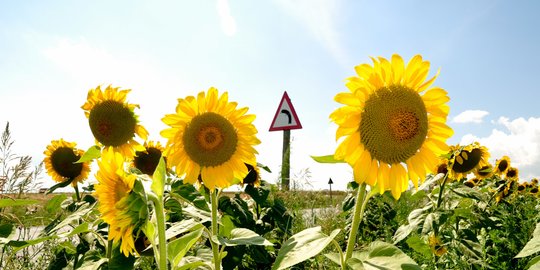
328,177 -> 334,204
269,91 -> 302,191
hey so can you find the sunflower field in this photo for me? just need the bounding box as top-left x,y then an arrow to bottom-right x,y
1,54 -> 540,270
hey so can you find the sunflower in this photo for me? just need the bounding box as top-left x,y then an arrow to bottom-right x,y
242,163 -> 261,186
133,141 -> 165,175
428,234 -> 447,257
43,139 -> 91,186
531,187 -> 539,195
449,142 -> 490,180
474,164 -> 494,180
331,54 -> 453,199
464,179 -> 476,188
434,158 -> 449,176
81,85 -> 148,158
94,147 -> 141,256
161,87 -> 260,190
506,167 -> 519,180
532,178 -> 539,186
517,183 -> 526,192
494,156 -> 511,177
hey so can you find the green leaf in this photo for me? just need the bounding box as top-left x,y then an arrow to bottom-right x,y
78,258 -> 108,270
413,173 -> 443,195
171,184 -> 210,212
526,255 -> 540,270
352,241 -> 421,270
516,222 -> 540,258
311,155 -> 346,164
168,228 -> 204,268
244,184 -> 270,205
221,215 -> 236,238
151,157 -> 166,198
393,204 -> 432,244
220,228 -> 273,246
76,145 -> 101,163
45,194 -> 68,213
272,227 -> 340,270
324,252 -> 342,266
0,223 -> 13,238
165,219 -> 204,240
0,198 -> 38,208
257,162 -> 272,173
405,235 -> 432,258
108,244 -> 135,270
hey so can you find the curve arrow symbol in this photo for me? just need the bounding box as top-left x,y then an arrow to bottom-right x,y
280,109 -> 292,124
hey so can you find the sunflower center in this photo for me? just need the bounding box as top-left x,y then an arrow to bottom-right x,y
183,112 -> 238,167
506,168 -> 517,178
497,160 -> 509,172
198,126 -> 223,150
359,85 -> 428,164
88,100 -> 136,147
134,148 -> 163,175
453,148 -> 482,173
50,147 -> 83,179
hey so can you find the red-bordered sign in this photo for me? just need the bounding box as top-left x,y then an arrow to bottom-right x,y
269,91 -> 302,131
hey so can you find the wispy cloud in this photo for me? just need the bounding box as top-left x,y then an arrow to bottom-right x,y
460,116 -> 540,180
452,110 -> 489,123
273,0 -> 346,66
216,0 -> 237,36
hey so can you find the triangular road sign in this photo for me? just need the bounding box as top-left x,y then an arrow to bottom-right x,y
269,91 -> 302,131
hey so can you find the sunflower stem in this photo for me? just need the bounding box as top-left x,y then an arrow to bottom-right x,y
344,182 -> 367,265
148,192 -> 167,270
73,183 -> 81,202
106,238 -> 113,260
210,189 -> 221,270
436,171 -> 450,209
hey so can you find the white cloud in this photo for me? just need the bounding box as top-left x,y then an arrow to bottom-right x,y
460,116 -> 540,180
273,0 -> 346,65
216,0 -> 237,36
452,110 -> 489,123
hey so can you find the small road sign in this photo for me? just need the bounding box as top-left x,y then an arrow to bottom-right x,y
269,91 -> 302,131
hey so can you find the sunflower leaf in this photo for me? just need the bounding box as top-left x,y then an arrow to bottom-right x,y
516,222 -> 540,258
76,145 -> 101,163
311,155 -> 346,164
257,162 -> 272,173
151,157 -> 166,198
272,227 -> 340,270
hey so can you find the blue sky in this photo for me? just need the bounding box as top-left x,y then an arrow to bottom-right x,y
1,0 -> 539,191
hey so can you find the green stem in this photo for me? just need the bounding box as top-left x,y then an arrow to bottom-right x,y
211,189 -> 221,270
436,172 -> 450,209
74,183 -> 81,202
148,192 -> 167,270
344,183 -> 367,263
331,239 -> 346,270
106,239 -> 113,260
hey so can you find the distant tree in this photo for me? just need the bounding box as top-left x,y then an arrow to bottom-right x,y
0,122 -> 43,197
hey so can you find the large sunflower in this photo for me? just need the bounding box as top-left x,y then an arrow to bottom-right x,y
81,85 -> 148,158
449,142 -> 490,180
331,54 -> 453,199
43,139 -> 91,186
133,141 -> 165,175
94,147 -> 140,256
161,87 -> 260,190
